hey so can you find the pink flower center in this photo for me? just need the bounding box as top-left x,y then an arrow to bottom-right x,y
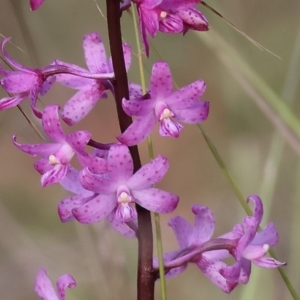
116,187 -> 137,222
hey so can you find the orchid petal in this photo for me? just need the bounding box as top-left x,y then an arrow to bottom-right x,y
42,105 -> 65,142
34,158 -> 52,175
190,205 -> 215,245
1,38 -> 34,72
30,0 -> 46,10
159,14 -> 183,33
168,216 -> 193,248
58,194 -> 94,222
252,222 -> 279,247
1,72 -> 38,93
59,166 -> 92,195
247,195 -> 263,224
173,101 -> 209,123
122,97 -> 155,116
150,62 -> 173,99
132,188 -> 178,213
13,135 -> 61,156
80,167 -> 116,194
179,7 -> 209,31
56,73 -> 92,88
167,80 -> 206,109
41,163 -> 68,186
56,274 -> 76,300
252,257 -> 286,268
0,93 -> 28,110
117,113 -> 156,146
65,131 -> 91,151
197,260 -> 238,293
107,211 -> 137,238
107,144 -> 133,183
34,268 -> 59,300
72,194 -> 116,224
127,155 -> 168,190
83,33 -> 108,73
62,85 -> 104,125
40,76 -> 56,95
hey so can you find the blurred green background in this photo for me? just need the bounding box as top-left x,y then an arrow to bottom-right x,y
0,0 -> 300,299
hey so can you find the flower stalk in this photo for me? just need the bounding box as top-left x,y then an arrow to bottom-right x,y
106,0 -> 155,299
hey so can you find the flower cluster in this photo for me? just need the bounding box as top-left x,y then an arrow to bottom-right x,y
153,195 -> 285,292
1,1 -> 285,298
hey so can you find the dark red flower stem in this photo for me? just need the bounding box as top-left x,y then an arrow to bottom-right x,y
106,1 -> 155,299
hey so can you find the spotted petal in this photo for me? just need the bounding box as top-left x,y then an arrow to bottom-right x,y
132,188 -> 178,213
127,155 -> 169,189
72,193 -> 116,224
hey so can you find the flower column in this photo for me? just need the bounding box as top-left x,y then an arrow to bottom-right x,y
106,1 -> 155,299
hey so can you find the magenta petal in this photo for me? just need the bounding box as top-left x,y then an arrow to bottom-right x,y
58,194 -> 94,222
62,85 -> 104,125
122,43 -> 132,72
13,135 -> 61,156
178,7 -> 209,31
190,205 -> 215,245
173,101 -> 209,123
122,98 -> 155,116
56,73 -> 92,88
140,0 -> 162,9
40,76 -> 56,96
41,164 -> 68,187
150,62 -> 173,99
30,87 -> 43,118
159,0 -> 198,10
77,153 -> 107,174
239,259 -> 251,283
141,7 -> 159,37
107,212 -> 137,238
127,155 -> 169,190
59,166 -> 92,195
247,195 -> 263,224
168,216 -> 192,248
0,93 -> 28,110
72,194 -> 116,224
56,274 -> 76,300
107,144 -> 133,182
168,80 -> 206,109
65,130 -> 91,151
80,167 -> 116,193
34,268 -> 59,300
128,83 -> 143,98
237,217 -> 259,252
30,0 -> 46,10
34,158 -> 52,175
159,14 -> 183,33
42,105 -> 65,141
252,257 -> 286,268
117,113 -> 156,146
83,33 -> 108,73
197,260 -> 238,293
1,72 -> 38,93
252,222 -> 279,247
132,188 -> 179,213
1,38 -> 34,72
